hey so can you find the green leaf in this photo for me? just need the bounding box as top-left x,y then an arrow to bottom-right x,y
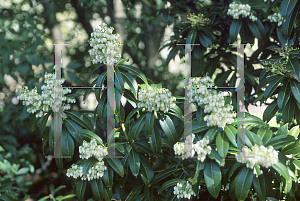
95,71 -> 107,102
61,128 -> 74,161
204,159 -> 222,198
204,127 -> 219,143
238,113 -> 266,126
245,129 -> 257,147
90,179 -> 103,200
282,2 -> 299,38
145,112 -> 154,137
278,83 -> 291,109
216,132 -> 229,158
151,168 -> 177,184
272,162 -> 290,181
282,98 -> 295,123
125,185 -> 144,201
253,174 -> 267,201
103,166 -> 113,188
140,156 -> 154,185
186,29 -> 197,44
263,101 -> 278,122
229,19 -> 242,42
159,115 -> 177,145
192,122 -> 208,134
150,125 -> 161,155
224,125 -> 237,147
291,80 -> 300,103
198,31 -> 212,47
82,158 -> 98,174
238,128 -> 253,148
282,141 -> 300,155
264,77 -> 284,100
159,179 -> 186,193
265,135 -> 295,149
65,119 -> 86,144
115,68 -> 125,93
66,60 -> 82,69
257,127 -> 272,144
128,149 -> 140,177
115,88 -> 121,115
281,0 -> 297,18
292,159 -> 300,170
286,58 -> 300,81
128,114 -> 146,142
75,129 -> 104,147
123,89 -> 137,108
107,158 -> 124,176
96,92 -> 107,122
278,124 -> 288,136
39,112 -> 51,136
235,167 -> 254,201
76,180 -> 87,201
287,126 -> 299,139
31,118 -> 40,132
248,18 -> 266,41
258,74 -> 282,90
118,64 -> 147,83
121,71 -> 138,98
64,111 -> 92,131
125,107 -> 139,126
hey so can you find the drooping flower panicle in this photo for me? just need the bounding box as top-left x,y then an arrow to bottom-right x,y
66,139 -> 108,181
187,76 -> 236,129
173,181 -> 196,199
267,13 -> 284,26
227,2 -> 257,21
137,85 -> 176,113
174,134 -> 212,162
88,22 -> 122,65
235,144 -> 278,169
16,72 -> 75,117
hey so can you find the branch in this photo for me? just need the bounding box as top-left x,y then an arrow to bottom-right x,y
70,0 -> 93,37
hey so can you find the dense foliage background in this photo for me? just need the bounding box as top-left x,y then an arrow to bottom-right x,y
0,0 -> 300,200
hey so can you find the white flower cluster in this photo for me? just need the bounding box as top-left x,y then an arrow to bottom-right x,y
267,13 -> 284,26
173,181 -> 196,199
16,73 -> 76,117
227,2 -> 257,21
137,85 -> 176,113
79,139 -> 108,161
66,139 -> 108,181
174,134 -> 212,162
66,161 -> 107,181
236,144 -> 278,169
187,76 -> 236,129
88,22 -> 122,65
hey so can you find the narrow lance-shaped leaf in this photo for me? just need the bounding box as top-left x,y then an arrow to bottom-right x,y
278,82 -> 291,109
204,159 -> 222,198
61,128 -> 74,161
128,149 -> 140,177
229,19 -> 242,43
263,101 -> 278,122
224,125 -> 237,147
253,173 -> 267,201
216,131 -> 229,158
235,167 -> 254,201
76,180 -> 87,201
248,18 -> 266,41
281,0 -> 297,18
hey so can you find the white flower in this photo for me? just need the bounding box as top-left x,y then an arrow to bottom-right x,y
137,85 -> 176,113
173,181 -> 196,199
